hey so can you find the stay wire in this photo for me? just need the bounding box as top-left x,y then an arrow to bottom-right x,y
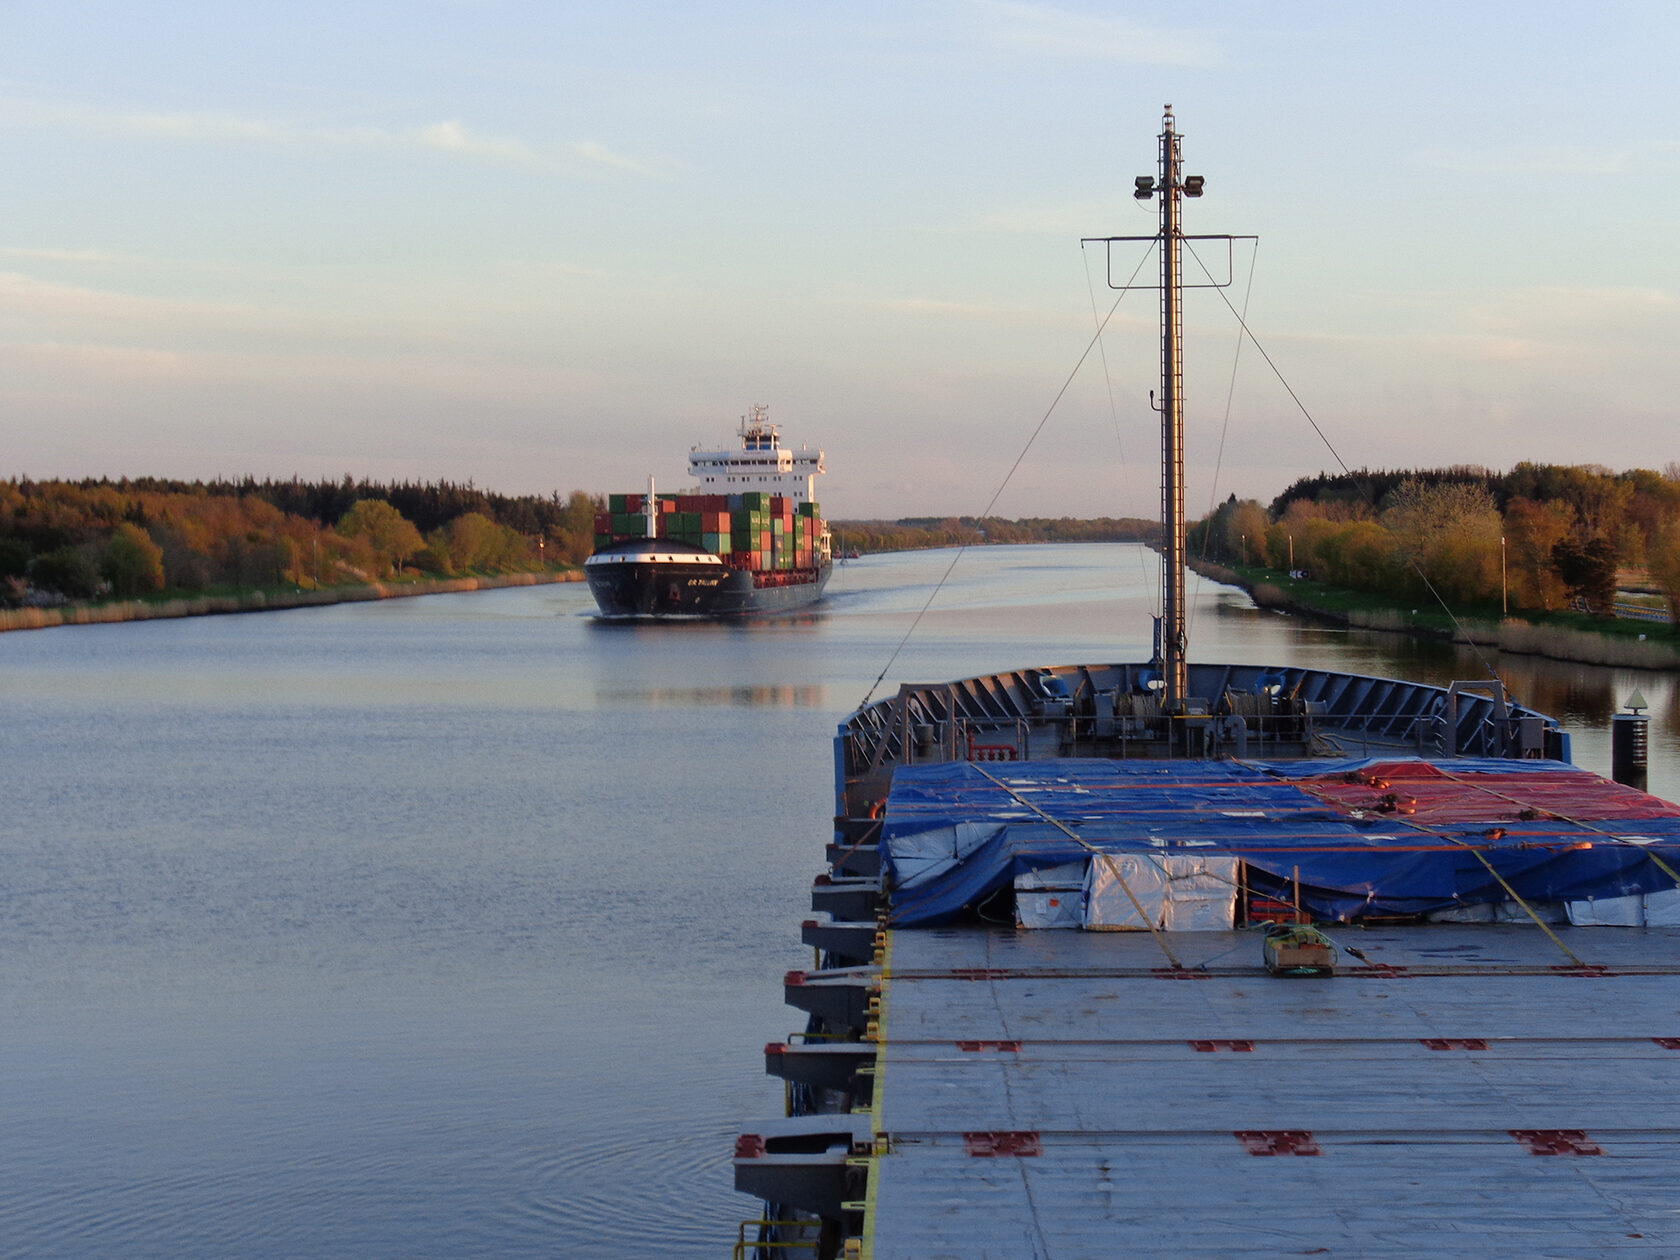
1183,236 -> 1506,685
1083,241 -> 1157,608
1185,236 -> 1260,646
857,245 -> 1154,710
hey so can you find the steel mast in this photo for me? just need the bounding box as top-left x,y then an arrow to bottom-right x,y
1138,105 -> 1201,714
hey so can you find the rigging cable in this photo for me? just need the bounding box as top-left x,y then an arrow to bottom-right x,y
1182,235 -> 1507,685
1185,236 -> 1261,648
1083,238 -> 1158,610
857,243 -> 1155,710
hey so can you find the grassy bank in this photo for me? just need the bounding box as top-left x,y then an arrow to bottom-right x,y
0,568 -> 583,634
1191,558 -> 1680,671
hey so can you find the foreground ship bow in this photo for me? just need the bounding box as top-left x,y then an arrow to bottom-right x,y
731,108 -> 1680,1258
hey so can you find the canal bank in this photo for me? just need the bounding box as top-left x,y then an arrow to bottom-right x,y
0,569 -> 582,634
1192,557 -> 1680,671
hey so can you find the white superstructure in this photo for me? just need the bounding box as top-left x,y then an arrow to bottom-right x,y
688,404 -> 825,504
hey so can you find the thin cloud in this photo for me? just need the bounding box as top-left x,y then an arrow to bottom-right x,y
0,94 -> 664,179
969,1 -> 1225,68
417,119 -> 546,167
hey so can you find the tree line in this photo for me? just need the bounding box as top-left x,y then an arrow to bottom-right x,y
1191,462 -> 1680,622
1,477 -> 600,607
833,515 -> 1160,553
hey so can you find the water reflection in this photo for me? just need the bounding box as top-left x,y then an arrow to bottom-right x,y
0,542 -> 1673,1258
594,683 -> 830,707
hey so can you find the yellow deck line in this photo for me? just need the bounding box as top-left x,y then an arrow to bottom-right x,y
859,927 -> 892,1260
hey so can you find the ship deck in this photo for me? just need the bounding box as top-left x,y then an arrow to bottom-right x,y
853,924 -> 1680,1256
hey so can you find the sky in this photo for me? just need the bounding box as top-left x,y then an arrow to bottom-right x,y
1,1 -> 1676,520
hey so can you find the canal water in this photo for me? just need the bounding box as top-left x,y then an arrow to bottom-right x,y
2,544 -> 1674,1258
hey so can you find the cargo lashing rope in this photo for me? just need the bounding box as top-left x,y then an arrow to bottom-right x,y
1430,763 -> 1680,921
1274,765 -> 1587,968
968,761 -> 1187,971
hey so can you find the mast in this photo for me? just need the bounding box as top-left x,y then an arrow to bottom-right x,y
1141,105 -> 1201,713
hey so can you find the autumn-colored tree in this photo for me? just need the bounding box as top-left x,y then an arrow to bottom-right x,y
1224,501 -> 1270,566
1648,511 -> 1680,625
1502,499 -> 1574,611
1382,479 -> 1501,603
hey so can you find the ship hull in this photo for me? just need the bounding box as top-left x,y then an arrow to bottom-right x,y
586,550 -> 831,618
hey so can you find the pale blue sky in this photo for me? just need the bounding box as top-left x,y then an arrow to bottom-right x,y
1,2 -> 1676,518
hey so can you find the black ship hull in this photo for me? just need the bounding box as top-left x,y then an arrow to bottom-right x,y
585,541 -> 831,618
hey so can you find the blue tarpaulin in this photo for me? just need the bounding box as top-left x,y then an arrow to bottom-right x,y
879,757 -> 1680,926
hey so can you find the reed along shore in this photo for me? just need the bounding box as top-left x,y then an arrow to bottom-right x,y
1191,557 -> 1680,671
0,570 -> 582,634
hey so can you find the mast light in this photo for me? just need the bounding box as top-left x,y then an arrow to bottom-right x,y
1134,175 -> 1156,199
1184,175 -> 1206,197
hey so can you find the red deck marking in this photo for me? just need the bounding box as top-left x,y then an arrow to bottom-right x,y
957,1040 -> 1022,1052
735,1134 -> 766,1158
1190,1039 -> 1256,1052
950,968 -> 1010,981
1511,1129 -> 1604,1156
1358,962 -> 1408,976
1654,1038 -> 1680,1049
1235,1130 -> 1321,1156
1151,968 -> 1213,980
1421,1038 -> 1489,1051
965,1131 -> 1042,1157
784,970 -> 808,986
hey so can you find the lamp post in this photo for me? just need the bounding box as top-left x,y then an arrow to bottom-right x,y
1500,535 -> 1508,617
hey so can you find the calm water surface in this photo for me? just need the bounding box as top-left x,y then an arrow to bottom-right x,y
2,545 -> 1674,1257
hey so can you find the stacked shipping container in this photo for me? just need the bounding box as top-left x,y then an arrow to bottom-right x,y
594,492 -> 826,576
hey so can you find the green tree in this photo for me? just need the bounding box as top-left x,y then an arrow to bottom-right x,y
1552,536 -> 1618,615
337,499 -> 424,577
102,523 -> 166,596
30,546 -> 101,599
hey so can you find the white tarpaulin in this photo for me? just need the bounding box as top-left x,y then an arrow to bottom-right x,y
1567,887 -> 1680,926
1083,854 -> 1239,931
1015,860 -> 1088,930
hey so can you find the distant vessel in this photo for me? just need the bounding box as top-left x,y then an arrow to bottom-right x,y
733,108 -> 1680,1257
585,405 -> 832,617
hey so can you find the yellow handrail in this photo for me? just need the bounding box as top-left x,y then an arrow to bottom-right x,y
734,1218 -> 822,1259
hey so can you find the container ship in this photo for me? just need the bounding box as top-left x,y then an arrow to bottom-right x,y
585,405 -> 832,618
732,109 -> 1680,1257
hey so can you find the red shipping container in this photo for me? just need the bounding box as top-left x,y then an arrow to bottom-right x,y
625,494 -> 642,513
